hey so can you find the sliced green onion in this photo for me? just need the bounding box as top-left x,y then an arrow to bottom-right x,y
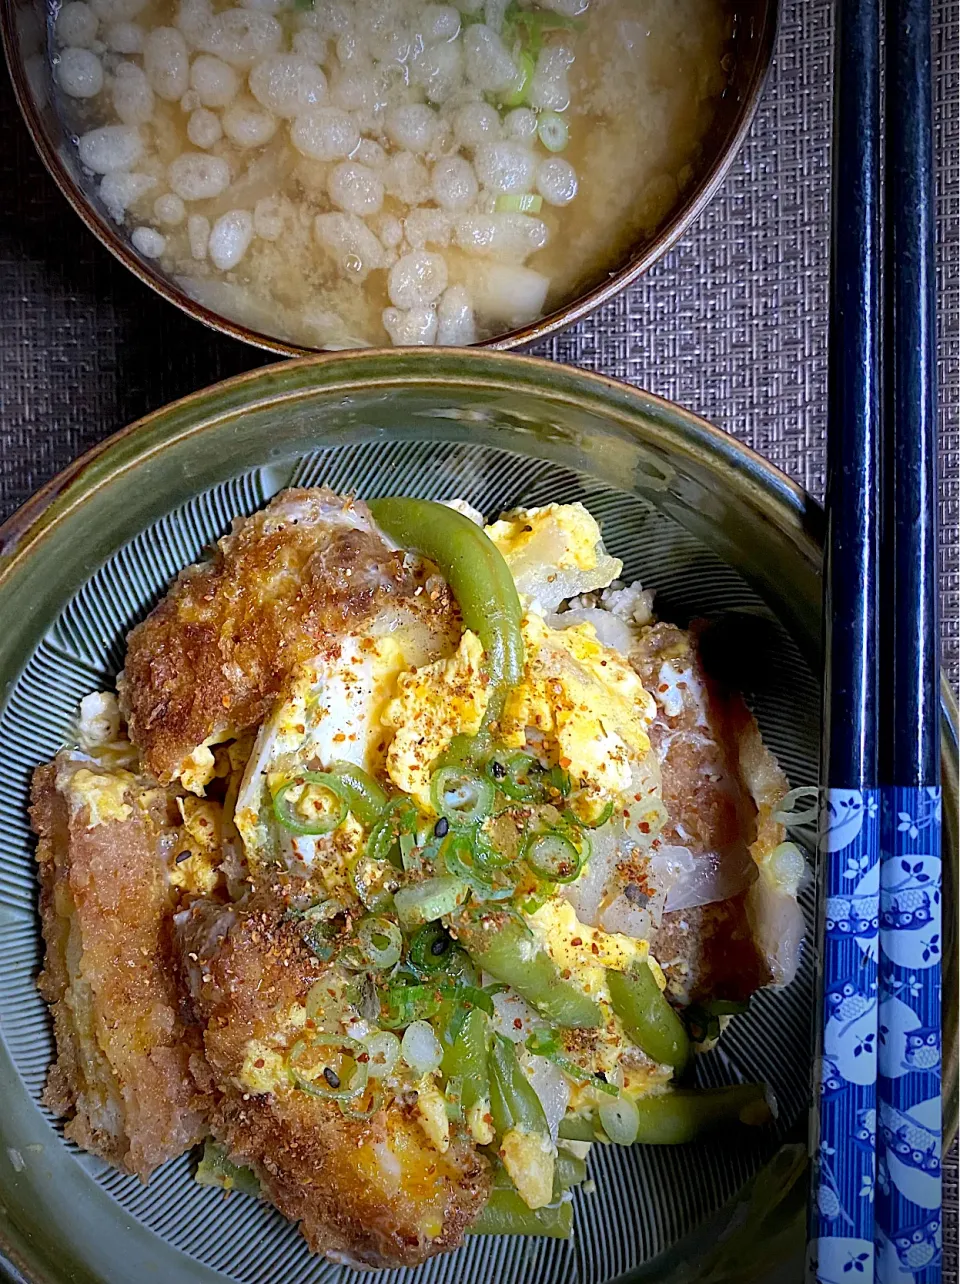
410,922 -> 456,973
273,772 -> 348,835
500,47 -> 534,107
441,830 -> 516,899
399,832 -> 418,870
574,800 -> 614,830
489,752 -> 543,801
326,761 -> 389,826
430,765 -> 495,827
339,1082 -> 385,1119
525,1029 -> 618,1094
495,193 -> 543,214
443,981 -> 495,1016
352,854 -> 399,912
598,1090 -> 640,1145
394,875 -> 469,928
357,915 -> 402,969
522,830 -> 583,883
444,1074 -> 464,1120
401,1019 -> 443,1073
380,982 -> 443,1030
538,111 -> 569,153
368,797 -> 419,866
288,1033 -> 368,1101
360,1029 -> 401,1079
305,980 -> 343,1030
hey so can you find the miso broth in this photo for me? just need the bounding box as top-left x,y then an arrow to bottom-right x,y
52,0 -> 732,348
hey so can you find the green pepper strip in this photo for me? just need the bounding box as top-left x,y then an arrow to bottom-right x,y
559,1083 -> 773,1145
326,761 -> 389,826
606,964 -> 691,1071
488,1035 -> 550,1139
467,1189 -> 572,1239
367,497 -> 524,720
441,1005 -> 489,1111
455,910 -> 603,1029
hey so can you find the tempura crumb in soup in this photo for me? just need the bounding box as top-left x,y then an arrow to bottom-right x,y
53,0 -> 731,348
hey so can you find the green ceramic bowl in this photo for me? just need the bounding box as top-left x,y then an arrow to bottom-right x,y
0,350 -> 954,1284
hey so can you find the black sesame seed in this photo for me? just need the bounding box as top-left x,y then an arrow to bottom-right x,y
434,816 -> 450,838
323,1066 -> 341,1089
624,883 -> 650,906
490,760 -> 506,780
595,1070 -> 607,1083
430,934 -> 450,957
175,851 -> 191,864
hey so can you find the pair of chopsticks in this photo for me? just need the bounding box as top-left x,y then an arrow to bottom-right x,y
809,0 -> 943,1278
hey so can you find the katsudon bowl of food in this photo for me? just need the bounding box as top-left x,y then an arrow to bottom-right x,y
3,0 -> 775,352
0,350 -> 954,1284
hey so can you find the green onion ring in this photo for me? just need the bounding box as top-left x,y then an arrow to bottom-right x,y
273,772 -> 349,835
357,915 -> 402,969
522,830 -> 583,883
288,1033 -> 368,1102
430,765 -> 495,827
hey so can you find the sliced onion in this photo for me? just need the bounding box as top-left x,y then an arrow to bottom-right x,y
624,796 -> 669,849
661,842 -> 758,914
772,786 -> 821,828
357,916 -> 402,969
401,1020 -> 442,1073
361,1029 -> 401,1079
597,893 -> 653,942
522,1053 -> 570,1140
598,1091 -> 640,1146
490,989 -> 542,1042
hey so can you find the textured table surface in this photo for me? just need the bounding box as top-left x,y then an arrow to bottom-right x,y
0,0 -> 956,1276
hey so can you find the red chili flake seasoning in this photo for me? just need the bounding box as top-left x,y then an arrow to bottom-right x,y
561,968 -> 572,980
559,756 -> 572,769
333,732 -> 346,743
254,1058 -> 265,1069
570,937 -> 582,947
591,943 -> 600,955
513,1018 -> 523,1030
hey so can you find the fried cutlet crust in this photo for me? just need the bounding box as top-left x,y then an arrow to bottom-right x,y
177,895 -> 490,1269
119,488 -> 458,786
31,758 -> 210,1180
632,623 -> 776,1003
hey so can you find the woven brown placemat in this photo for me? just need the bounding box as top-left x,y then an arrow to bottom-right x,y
0,0 -> 956,1275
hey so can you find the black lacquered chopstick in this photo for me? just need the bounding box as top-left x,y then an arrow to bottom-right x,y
808,0 -> 883,1277
876,0 -> 943,1273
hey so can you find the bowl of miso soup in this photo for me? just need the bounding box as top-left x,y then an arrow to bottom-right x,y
3,0 -> 776,352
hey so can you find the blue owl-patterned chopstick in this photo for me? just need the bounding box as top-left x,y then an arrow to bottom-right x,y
808,0 -> 882,1279
875,0 -> 943,1273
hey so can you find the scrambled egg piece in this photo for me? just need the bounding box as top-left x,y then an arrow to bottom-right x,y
382,631 -> 489,809
502,614 -> 656,806
530,896 -> 646,1000
240,1042 -> 288,1095
499,1128 -> 555,1209
56,764 -> 136,828
485,503 -> 622,612
381,612 -> 656,815
170,796 -> 223,894
415,1076 -> 451,1154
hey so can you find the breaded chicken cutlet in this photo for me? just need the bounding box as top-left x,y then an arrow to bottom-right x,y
31,753 -> 210,1179
632,623 -> 803,1004
119,488 -> 460,787
177,894 -> 491,1269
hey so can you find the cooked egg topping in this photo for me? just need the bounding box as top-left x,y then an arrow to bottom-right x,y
485,503 -> 623,612
381,610 -> 656,819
